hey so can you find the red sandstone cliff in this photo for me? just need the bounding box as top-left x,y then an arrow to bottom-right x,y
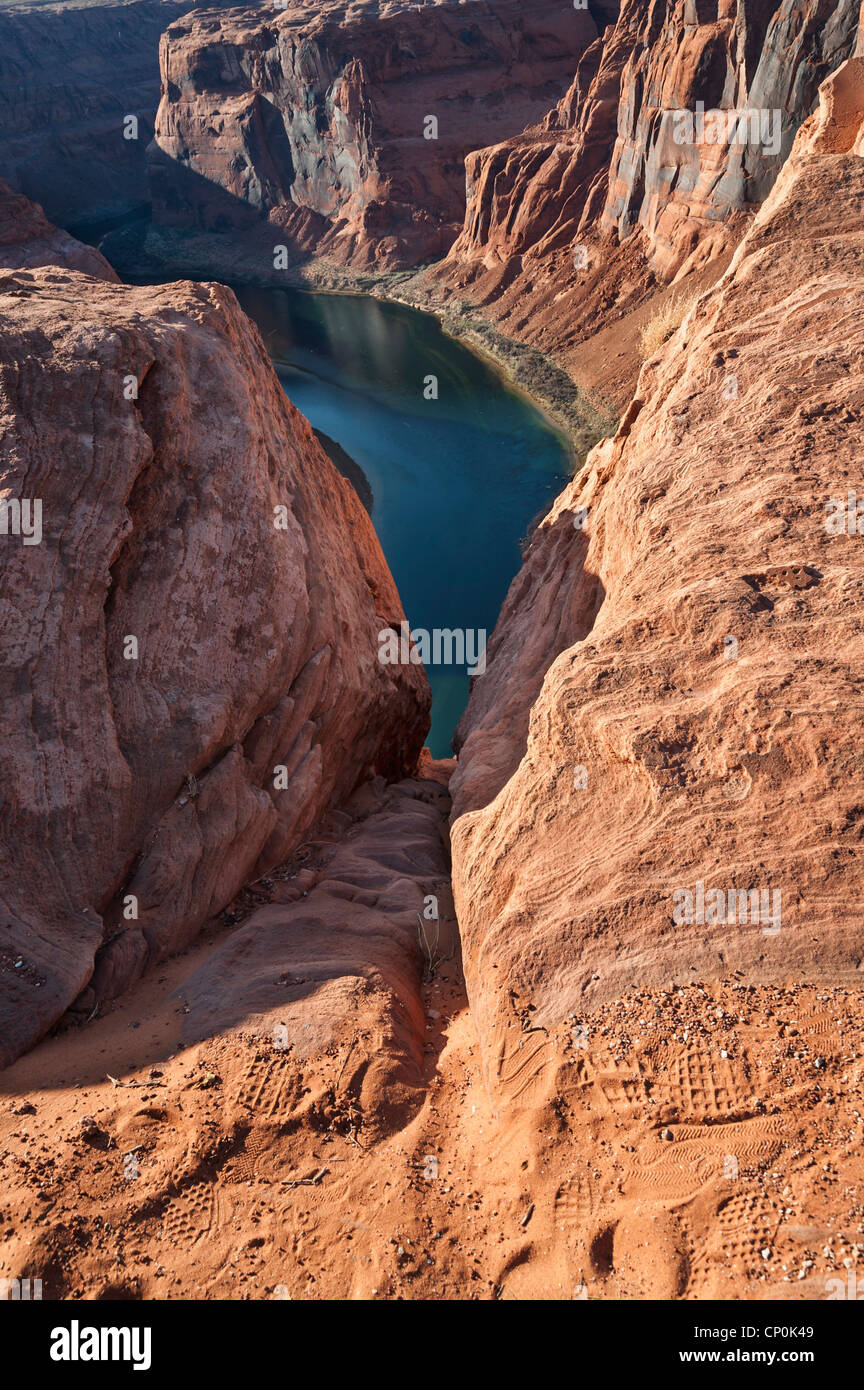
449,53 -> 864,1099
431,0 -> 859,399
1,4 -> 864,1307
0,204 -> 430,1068
148,0 -> 600,267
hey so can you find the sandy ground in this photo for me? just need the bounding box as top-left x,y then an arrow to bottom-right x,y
2,906 -> 863,1301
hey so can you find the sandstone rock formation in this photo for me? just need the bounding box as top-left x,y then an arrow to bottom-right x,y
432,0 -> 860,394
0,0 -> 216,229
450,54 -> 864,1098
0,237 -> 429,1067
601,0 -> 860,276
148,0 -> 599,266
178,773 -> 455,1135
0,179 -> 118,279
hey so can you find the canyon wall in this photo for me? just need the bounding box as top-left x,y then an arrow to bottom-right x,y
449,54 -> 864,1098
148,0 -> 601,267
432,0 -> 859,386
601,0 -> 860,276
0,195 -> 430,1067
0,0 -> 242,231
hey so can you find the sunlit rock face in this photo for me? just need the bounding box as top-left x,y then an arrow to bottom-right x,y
431,0 -> 859,388
0,197 -> 430,1066
148,0 -> 600,267
449,55 -> 864,1097
600,0 -> 861,278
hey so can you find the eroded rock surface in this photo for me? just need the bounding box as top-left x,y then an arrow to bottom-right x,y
0,179 -> 118,279
148,0 -> 599,266
600,0 -> 860,276
178,775 -> 455,1134
432,0 -> 859,395
0,244 -> 429,1066
450,57 -> 864,1097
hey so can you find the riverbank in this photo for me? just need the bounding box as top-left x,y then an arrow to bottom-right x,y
99,220 -> 619,466
223,276 -> 573,757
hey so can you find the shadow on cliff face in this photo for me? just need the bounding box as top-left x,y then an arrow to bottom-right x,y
0,777 -> 457,1138
450,508 -> 606,817
0,0 -> 250,228
173,785 -> 456,1138
101,157 -> 326,283
144,150 -> 266,234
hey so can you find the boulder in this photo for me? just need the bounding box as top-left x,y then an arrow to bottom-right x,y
0,249 -> 429,1066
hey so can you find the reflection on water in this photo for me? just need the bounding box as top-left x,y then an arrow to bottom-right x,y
234,285 -> 571,757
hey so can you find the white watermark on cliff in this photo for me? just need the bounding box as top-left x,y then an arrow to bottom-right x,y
378,622 -> 486,675
671,103 -> 781,157
672,880 -> 781,935
0,497 -> 42,545
825,490 -> 864,535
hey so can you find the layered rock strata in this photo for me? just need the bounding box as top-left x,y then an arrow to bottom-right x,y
148,0 -> 601,266
432,0 -> 859,389
0,217 -> 429,1066
450,55 -> 864,1097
